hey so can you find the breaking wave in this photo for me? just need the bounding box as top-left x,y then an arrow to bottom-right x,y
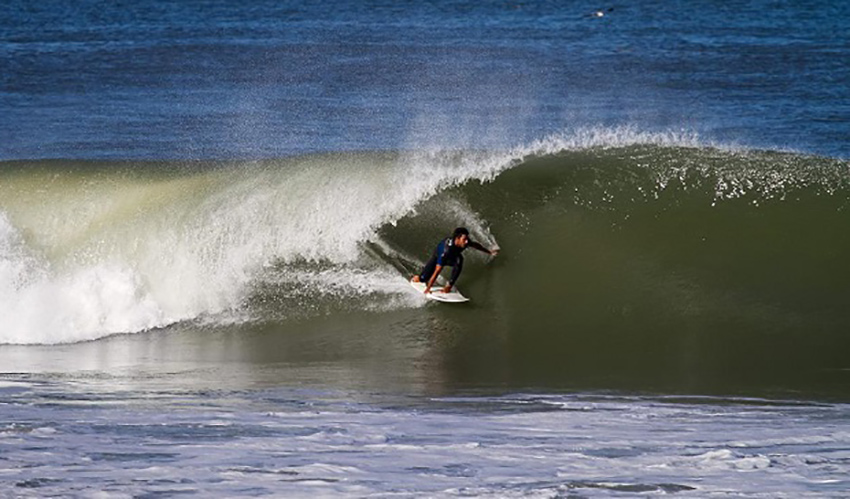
1,126 -> 848,344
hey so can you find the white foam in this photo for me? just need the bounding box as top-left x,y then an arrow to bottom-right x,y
2,384 -> 848,498
1,214 -> 151,343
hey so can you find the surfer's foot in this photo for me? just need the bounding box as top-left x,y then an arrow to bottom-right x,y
411,275 -> 421,282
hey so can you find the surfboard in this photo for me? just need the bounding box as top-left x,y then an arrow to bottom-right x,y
409,280 -> 469,303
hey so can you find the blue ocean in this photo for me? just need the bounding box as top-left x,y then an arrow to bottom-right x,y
1,1 -> 849,496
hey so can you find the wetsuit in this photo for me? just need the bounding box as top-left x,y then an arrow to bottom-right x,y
419,237 -> 488,287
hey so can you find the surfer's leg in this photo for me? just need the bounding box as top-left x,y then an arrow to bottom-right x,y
418,255 -> 438,282
448,255 -> 463,287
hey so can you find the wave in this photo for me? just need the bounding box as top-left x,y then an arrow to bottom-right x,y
1,127 -> 848,345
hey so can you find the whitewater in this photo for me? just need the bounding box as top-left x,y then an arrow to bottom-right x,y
2,381 -> 848,498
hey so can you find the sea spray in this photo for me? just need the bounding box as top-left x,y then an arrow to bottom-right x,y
0,150 -> 510,343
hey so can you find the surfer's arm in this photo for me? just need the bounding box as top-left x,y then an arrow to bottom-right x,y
469,240 -> 498,255
424,264 -> 442,293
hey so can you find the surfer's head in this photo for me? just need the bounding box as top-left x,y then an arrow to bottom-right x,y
452,227 -> 470,248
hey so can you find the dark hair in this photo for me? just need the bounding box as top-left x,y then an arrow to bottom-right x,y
452,227 -> 470,238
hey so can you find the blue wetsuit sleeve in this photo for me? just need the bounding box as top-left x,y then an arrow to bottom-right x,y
435,239 -> 450,265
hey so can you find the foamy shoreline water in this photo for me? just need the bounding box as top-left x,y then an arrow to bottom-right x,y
2,375 -> 847,498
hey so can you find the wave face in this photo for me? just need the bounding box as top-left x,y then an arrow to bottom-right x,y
1,128 -> 849,354
419,142 -> 850,393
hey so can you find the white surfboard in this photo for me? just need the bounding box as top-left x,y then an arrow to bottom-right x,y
409,280 -> 469,303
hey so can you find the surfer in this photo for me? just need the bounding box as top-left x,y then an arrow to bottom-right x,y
411,227 -> 499,294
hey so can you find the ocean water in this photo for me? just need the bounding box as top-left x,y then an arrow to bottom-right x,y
2,0 -> 849,496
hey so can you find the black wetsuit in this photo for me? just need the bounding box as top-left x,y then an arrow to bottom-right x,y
419,237 -> 488,287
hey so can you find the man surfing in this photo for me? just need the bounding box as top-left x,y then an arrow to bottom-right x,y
411,227 -> 499,294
